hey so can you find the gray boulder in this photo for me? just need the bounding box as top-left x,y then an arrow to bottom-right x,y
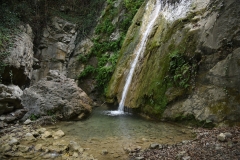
0,84 -> 23,115
21,70 -> 92,120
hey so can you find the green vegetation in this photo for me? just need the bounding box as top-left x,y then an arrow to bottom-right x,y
29,114 -> 40,121
78,65 -> 96,79
0,0 -> 106,83
131,9 -> 202,119
78,0 -> 144,91
166,50 -> 197,89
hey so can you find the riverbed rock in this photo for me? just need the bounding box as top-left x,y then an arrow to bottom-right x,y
35,144 -> 43,151
217,133 -> 227,142
1,144 -> 12,153
24,133 -> 37,141
150,143 -> 159,149
21,70 -> 92,121
101,149 -> 108,155
182,156 -> 191,160
37,128 -> 47,134
0,121 -> 7,129
18,145 -> 29,153
224,132 -> 233,138
53,130 -> 65,139
24,119 -> 32,125
2,24 -> 34,87
41,131 -> 52,139
68,141 -> 82,152
9,137 -> 19,145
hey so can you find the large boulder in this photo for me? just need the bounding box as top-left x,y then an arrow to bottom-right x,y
21,70 -> 92,121
0,84 -> 23,115
32,17 -> 77,84
2,24 -> 34,87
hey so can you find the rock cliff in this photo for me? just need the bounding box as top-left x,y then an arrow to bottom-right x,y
2,24 -> 34,87
32,17 -> 77,84
106,0 -> 240,125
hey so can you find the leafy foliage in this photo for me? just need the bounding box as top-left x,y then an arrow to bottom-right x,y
78,0 -> 144,91
78,65 -> 96,79
168,51 -> 191,88
29,114 -> 40,121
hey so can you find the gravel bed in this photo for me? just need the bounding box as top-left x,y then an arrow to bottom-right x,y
130,127 -> 240,160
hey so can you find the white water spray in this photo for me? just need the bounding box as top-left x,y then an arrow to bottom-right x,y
116,0 -> 162,114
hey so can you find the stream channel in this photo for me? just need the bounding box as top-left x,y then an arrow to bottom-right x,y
46,106 -> 194,160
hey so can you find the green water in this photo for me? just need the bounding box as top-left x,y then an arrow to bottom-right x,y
59,107 -> 188,139
48,106 -> 193,160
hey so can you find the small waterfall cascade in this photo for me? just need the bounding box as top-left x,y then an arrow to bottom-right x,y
106,0 -> 192,115
117,0 -> 162,114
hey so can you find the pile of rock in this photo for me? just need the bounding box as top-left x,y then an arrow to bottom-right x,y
0,123 -> 97,160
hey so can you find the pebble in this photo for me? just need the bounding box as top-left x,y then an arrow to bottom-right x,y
53,130 -> 65,139
24,119 -> 32,125
150,143 -> 159,149
68,141 -> 81,152
73,152 -> 79,158
123,147 -> 131,153
113,154 -> 120,158
41,131 -> 52,138
215,144 -> 222,150
37,128 -> 47,134
182,156 -> 191,160
0,116 -> 6,121
18,145 -> 29,153
25,133 -> 36,141
224,132 -> 232,138
217,133 -> 226,142
35,144 -> 43,151
9,137 -> 19,145
176,151 -> 186,159
1,144 -> 12,152
102,149 -> 108,155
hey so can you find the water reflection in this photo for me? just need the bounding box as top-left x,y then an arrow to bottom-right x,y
48,106 -> 193,160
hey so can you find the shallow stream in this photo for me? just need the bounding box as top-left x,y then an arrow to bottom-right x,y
47,106 -> 194,160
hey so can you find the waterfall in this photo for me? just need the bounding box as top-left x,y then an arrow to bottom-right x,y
106,0 -> 192,116
117,0 -> 162,113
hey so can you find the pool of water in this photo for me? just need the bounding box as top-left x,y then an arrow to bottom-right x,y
47,106 -> 194,160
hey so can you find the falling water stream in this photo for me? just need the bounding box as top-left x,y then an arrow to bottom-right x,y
108,0 -> 162,115
108,0 -> 192,116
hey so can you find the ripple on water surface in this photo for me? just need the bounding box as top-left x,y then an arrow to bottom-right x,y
47,106 -> 194,160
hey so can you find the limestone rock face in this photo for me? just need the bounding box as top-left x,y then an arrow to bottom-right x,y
107,0 -> 240,124
32,17 -> 77,84
0,84 -> 23,115
67,38 -> 93,80
21,70 -> 92,120
2,24 -> 34,87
